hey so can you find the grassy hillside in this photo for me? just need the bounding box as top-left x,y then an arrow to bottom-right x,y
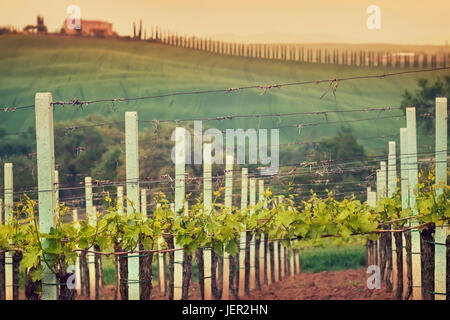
0,35 -> 447,151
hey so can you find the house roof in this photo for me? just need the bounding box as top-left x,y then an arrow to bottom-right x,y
64,19 -> 112,27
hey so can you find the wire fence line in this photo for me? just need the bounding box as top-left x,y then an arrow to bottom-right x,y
1,155 -> 446,199
1,105 -> 406,137
1,147 -> 445,192
1,66 -> 449,113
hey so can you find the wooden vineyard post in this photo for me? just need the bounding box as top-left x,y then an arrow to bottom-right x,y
238,168 -> 248,298
258,180 -> 266,285
4,163 -> 13,300
85,177 -> 96,299
73,209 -> 82,292
125,112 -> 140,300
174,127 -> 186,300
35,92 -> 58,300
434,97 -> 448,300
387,141 -> 397,292
223,153 -> 233,300
117,186 -> 124,215
249,178 -> 256,291
399,128 -> 409,298
406,107 -> 422,300
203,143 -> 213,300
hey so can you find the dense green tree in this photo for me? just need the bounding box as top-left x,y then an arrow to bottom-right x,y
401,76 -> 450,134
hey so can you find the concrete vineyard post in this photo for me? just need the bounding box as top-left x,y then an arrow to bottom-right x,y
117,186 -> 124,215
73,209 -> 82,292
380,161 -> 387,270
376,170 -> 381,201
258,180 -> 265,285
406,107 -> 422,300
280,198 -> 287,280
184,201 -> 188,217
375,169 -> 381,264
387,142 -> 397,196
35,93 -> 58,300
399,128 -> 409,298
116,185 -> 124,289
141,189 -> 147,219
387,141 -> 397,291
4,163 -> 13,300
203,143 -> 212,300
434,97 -> 448,300
280,242 -> 285,279
274,239 -> 279,282
91,206 -> 98,297
249,178 -> 256,291
54,170 -> 59,224
380,161 -> 387,198
295,251 -> 300,274
174,127 -> 186,300
289,249 -> 294,277
272,197 -> 281,282
223,153 -> 233,300
125,112 -> 140,300
367,187 -> 376,266
238,168 -> 248,297
156,204 -> 166,295
85,177 -> 96,299
366,187 -> 372,265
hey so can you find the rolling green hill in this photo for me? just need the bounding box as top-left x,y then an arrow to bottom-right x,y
0,35 -> 447,152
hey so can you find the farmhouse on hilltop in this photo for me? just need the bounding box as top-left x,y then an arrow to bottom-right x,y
62,19 -> 117,37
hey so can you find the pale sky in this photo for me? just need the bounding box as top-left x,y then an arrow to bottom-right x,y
1,0 -> 449,44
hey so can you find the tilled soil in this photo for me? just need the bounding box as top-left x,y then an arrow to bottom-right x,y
76,268 -> 394,300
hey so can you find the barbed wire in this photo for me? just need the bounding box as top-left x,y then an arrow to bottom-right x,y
0,147 -> 445,191
1,67 -> 449,113
1,106 -> 405,137
1,156 -> 446,199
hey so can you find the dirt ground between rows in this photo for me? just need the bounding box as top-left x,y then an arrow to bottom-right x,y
76,268 -> 394,300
